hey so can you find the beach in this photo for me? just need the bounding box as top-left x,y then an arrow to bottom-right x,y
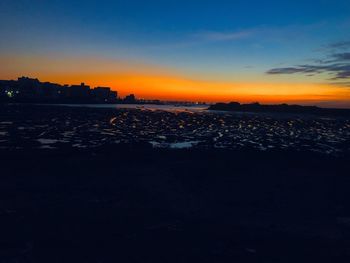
0,104 -> 350,262
1,104 -> 350,155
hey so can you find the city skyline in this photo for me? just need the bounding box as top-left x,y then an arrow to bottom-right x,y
1,0 -> 350,107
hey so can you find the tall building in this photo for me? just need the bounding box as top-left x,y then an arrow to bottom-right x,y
91,87 -> 118,103
92,87 -> 111,101
124,94 -> 136,103
0,77 -> 120,103
67,83 -> 90,98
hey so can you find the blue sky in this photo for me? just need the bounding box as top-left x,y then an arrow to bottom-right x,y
1,0 -> 350,105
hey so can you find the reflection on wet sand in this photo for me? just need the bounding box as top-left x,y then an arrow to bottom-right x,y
1,105 -> 350,155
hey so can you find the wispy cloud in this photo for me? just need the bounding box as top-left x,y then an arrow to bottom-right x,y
146,22 -> 339,51
145,29 -> 253,50
267,63 -> 350,80
332,52 -> 350,61
267,40 -> 350,85
327,40 -> 350,49
329,81 -> 350,87
267,67 -> 317,75
193,30 -> 252,42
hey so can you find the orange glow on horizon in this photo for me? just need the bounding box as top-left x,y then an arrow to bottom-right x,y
1,54 -> 350,107
33,73 -> 350,106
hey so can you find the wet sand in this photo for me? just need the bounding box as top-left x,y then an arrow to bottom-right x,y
1,104 -> 350,155
0,104 -> 350,262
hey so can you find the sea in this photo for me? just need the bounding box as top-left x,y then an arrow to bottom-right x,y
38,103 -> 209,113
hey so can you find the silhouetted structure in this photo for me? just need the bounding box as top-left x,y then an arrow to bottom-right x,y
0,76 -> 209,105
91,87 -> 118,103
0,77 -> 118,104
124,94 -> 136,104
67,83 -> 90,98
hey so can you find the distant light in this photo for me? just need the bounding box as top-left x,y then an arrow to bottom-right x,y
6,91 -> 14,98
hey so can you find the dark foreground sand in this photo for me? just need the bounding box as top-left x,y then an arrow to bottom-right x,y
1,147 -> 350,263
0,104 -> 350,262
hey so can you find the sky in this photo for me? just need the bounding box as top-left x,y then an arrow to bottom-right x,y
1,0 -> 350,107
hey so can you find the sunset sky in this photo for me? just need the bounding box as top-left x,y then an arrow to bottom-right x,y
1,0 -> 350,107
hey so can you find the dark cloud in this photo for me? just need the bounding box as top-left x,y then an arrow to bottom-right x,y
332,52 -> 350,61
328,41 -> 350,49
331,65 -> 350,79
267,67 -> 311,74
267,63 -> 350,80
266,41 -> 350,83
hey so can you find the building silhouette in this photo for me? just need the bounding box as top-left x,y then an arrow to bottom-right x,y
124,94 -> 136,104
0,77 -> 119,104
91,87 -> 118,103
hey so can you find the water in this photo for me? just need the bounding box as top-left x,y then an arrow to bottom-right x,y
33,103 -> 334,120
41,103 -> 209,113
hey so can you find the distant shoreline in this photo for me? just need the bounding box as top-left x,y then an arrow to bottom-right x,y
209,102 -> 350,117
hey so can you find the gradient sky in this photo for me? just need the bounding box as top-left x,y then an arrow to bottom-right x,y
1,0 -> 350,107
